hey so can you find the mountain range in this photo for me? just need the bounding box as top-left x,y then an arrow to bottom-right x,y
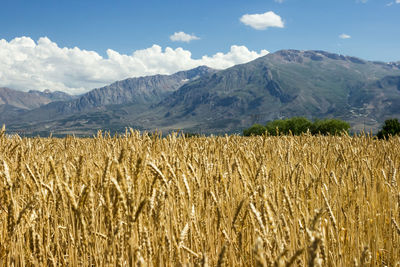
1,50 -> 400,136
0,88 -> 76,123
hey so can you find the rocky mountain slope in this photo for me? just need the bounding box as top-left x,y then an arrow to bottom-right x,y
3,66 -> 216,123
51,65 -> 216,114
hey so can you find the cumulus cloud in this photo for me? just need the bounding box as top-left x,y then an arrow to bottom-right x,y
240,11 -> 284,30
170,31 -> 200,43
0,36 -> 269,94
339,33 -> 351,39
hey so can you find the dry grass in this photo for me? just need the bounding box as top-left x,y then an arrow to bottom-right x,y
0,128 -> 399,266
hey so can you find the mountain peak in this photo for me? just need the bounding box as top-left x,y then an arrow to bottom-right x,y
173,65 -> 215,80
192,65 -> 212,71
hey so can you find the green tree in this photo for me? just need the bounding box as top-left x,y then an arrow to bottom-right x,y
286,117 -> 313,135
311,119 -> 350,135
265,119 -> 288,135
376,118 -> 400,139
265,117 -> 312,135
243,124 -> 266,136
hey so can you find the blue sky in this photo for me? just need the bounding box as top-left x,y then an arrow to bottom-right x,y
0,0 -> 399,94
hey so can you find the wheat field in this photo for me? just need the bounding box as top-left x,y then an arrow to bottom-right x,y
0,127 -> 399,266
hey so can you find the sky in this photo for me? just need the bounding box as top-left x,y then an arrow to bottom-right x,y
0,0 -> 399,94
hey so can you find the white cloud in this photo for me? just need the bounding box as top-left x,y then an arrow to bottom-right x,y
0,36 -> 269,95
170,31 -> 200,43
275,0 -> 284,3
240,11 -> 284,30
386,0 -> 400,6
339,33 -> 351,39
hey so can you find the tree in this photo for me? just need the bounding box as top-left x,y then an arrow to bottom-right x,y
285,117 -> 313,135
243,124 -> 266,136
265,117 -> 313,135
310,119 -> 350,135
265,119 -> 288,135
376,118 -> 400,139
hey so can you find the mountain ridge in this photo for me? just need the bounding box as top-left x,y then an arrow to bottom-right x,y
9,65 -> 216,120
57,65 -> 216,113
3,50 -> 400,135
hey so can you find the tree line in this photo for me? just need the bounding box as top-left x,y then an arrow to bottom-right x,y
243,117 -> 400,139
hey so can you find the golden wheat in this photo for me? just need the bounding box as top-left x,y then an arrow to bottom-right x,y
0,130 -> 399,266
